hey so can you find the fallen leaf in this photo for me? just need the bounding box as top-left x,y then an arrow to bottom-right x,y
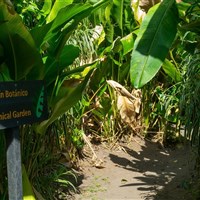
117,96 -> 136,124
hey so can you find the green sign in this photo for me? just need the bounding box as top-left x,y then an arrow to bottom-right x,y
0,81 -> 48,129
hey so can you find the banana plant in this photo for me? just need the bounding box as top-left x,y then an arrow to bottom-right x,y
130,0 -> 179,88
0,0 -> 111,197
0,0 -> 110,134
0,1 -> 43,81
89,0 -> 136,85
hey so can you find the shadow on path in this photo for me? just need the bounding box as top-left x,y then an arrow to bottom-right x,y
109,140 -> 195,200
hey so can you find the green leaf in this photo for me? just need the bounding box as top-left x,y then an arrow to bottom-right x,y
44,45 -> 80,86
0,63 -> 12,81
46,3 -> 93,58
1,33 -> 43,80
12,34 -> 44,80
33,1 -> 110,51
0,1 -> 43,80
91,0 -> 111,12
22,165 -> 36,200
121,33 -> 135,55
50,3 -> 91,33
130,0 -> 178,88
104,3 -> 114,43
30,22 -> 53,49
35,70 -> 93,134
32,3 -> 92,53
41,0 -> 52,16
105,23 -> 114,44
48,1 -> 109,58
162,59 -> 182,82
113,0 -> 124,31
46,0 -> 73,23
60,60 -> 98,80
0,2 -> 35,47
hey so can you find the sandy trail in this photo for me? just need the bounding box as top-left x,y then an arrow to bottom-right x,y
73,136 -> 195,200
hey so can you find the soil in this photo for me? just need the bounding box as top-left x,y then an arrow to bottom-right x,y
71,136 -> 197,200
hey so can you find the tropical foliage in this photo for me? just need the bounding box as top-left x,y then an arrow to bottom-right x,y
0,0 -> 200,199
0,0 -> 110,198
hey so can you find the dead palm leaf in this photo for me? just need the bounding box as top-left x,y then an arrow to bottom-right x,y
107,80 -> 142,131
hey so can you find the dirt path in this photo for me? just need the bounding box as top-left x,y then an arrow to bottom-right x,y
72,136 -> 195,200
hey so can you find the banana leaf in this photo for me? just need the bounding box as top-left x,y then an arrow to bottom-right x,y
130,0 -> 178,88
44,45 -> 80,86
0,1 -> 43,80
35,70 -> 93,134
113,0 -> 124,31
46,1 -> 109,59
46,0 -> 73,23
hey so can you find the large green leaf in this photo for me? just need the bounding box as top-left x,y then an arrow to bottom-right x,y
0,2 -> 35,47
50,3 -> 91,35
113,0 -> 124,31
48,1 -> 110,58
48,3 -> 92,58
35,70 -> 93,134
30,22 -> 53,49
0,1 -> 43,80
46,0 -> 73,23
130,0 -> 178,88
11,34 -> 44,80
32,1 -> 110,56
31,3 -> 92,52
44,45 -> 80,86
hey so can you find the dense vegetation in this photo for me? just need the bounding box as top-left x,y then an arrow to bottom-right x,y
0,0 -> 200,199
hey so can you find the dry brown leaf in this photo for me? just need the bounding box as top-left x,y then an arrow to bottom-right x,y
107,80 -> 142,130
132,89 -> 142,114
117,96 -> 136,124
134,99 -> 141,114
107,80 -> 137,100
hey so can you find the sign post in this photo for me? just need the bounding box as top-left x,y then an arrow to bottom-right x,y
5,127 -> 22,200
0,81 -> 48,200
